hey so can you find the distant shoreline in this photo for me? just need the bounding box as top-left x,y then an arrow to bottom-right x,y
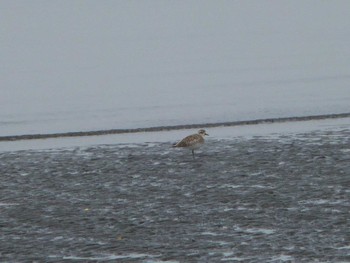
1,112 -> 350,142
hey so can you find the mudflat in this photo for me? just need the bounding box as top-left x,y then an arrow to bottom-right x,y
1,129 -> 349,262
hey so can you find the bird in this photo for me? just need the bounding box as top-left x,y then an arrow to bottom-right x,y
173,129 -> 209,158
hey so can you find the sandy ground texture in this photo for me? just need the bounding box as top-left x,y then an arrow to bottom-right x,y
0,129 -> 350,262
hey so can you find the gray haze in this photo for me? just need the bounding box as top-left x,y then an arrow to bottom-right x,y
1,1 -> 350,135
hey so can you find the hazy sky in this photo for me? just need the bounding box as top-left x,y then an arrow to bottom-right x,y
1,1 -> 350,134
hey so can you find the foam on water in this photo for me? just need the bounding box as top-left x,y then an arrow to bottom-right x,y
300,199 -> 346,205
336,245 -> 350,250
207,240 -> 231,246
222,252 -> 234,257
219,184 -> 242,189
221,256 -> 251,261
0,202 -> 19,206
201,231 -> 221,236
268,255 -> 295,262
234,226 -> 276,235
219,184 -> 273,189
144,261 -> 180,263
61,253 -> 159,261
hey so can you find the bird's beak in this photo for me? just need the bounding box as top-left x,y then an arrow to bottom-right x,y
205,132 -> 209,136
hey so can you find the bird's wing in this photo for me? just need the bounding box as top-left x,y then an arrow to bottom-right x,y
174,134 -> 203,147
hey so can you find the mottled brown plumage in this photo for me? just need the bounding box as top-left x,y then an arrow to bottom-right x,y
173,129 -> 209,158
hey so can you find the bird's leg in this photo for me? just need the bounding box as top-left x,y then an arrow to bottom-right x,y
192,149 -> 195,159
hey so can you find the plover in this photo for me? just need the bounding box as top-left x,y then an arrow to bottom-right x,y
173,129 -> 209,158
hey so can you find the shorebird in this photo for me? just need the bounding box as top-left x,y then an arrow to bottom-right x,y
173,129 -> 209,158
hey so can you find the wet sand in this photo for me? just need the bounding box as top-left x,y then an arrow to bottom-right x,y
1,129 -> 349,262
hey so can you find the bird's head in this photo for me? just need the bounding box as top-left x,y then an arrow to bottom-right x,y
198,129 -> 209,136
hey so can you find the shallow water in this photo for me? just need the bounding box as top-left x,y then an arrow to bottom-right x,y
1,129 -> 350,262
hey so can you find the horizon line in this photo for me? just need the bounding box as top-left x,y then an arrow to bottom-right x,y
1,112 -> 350,142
